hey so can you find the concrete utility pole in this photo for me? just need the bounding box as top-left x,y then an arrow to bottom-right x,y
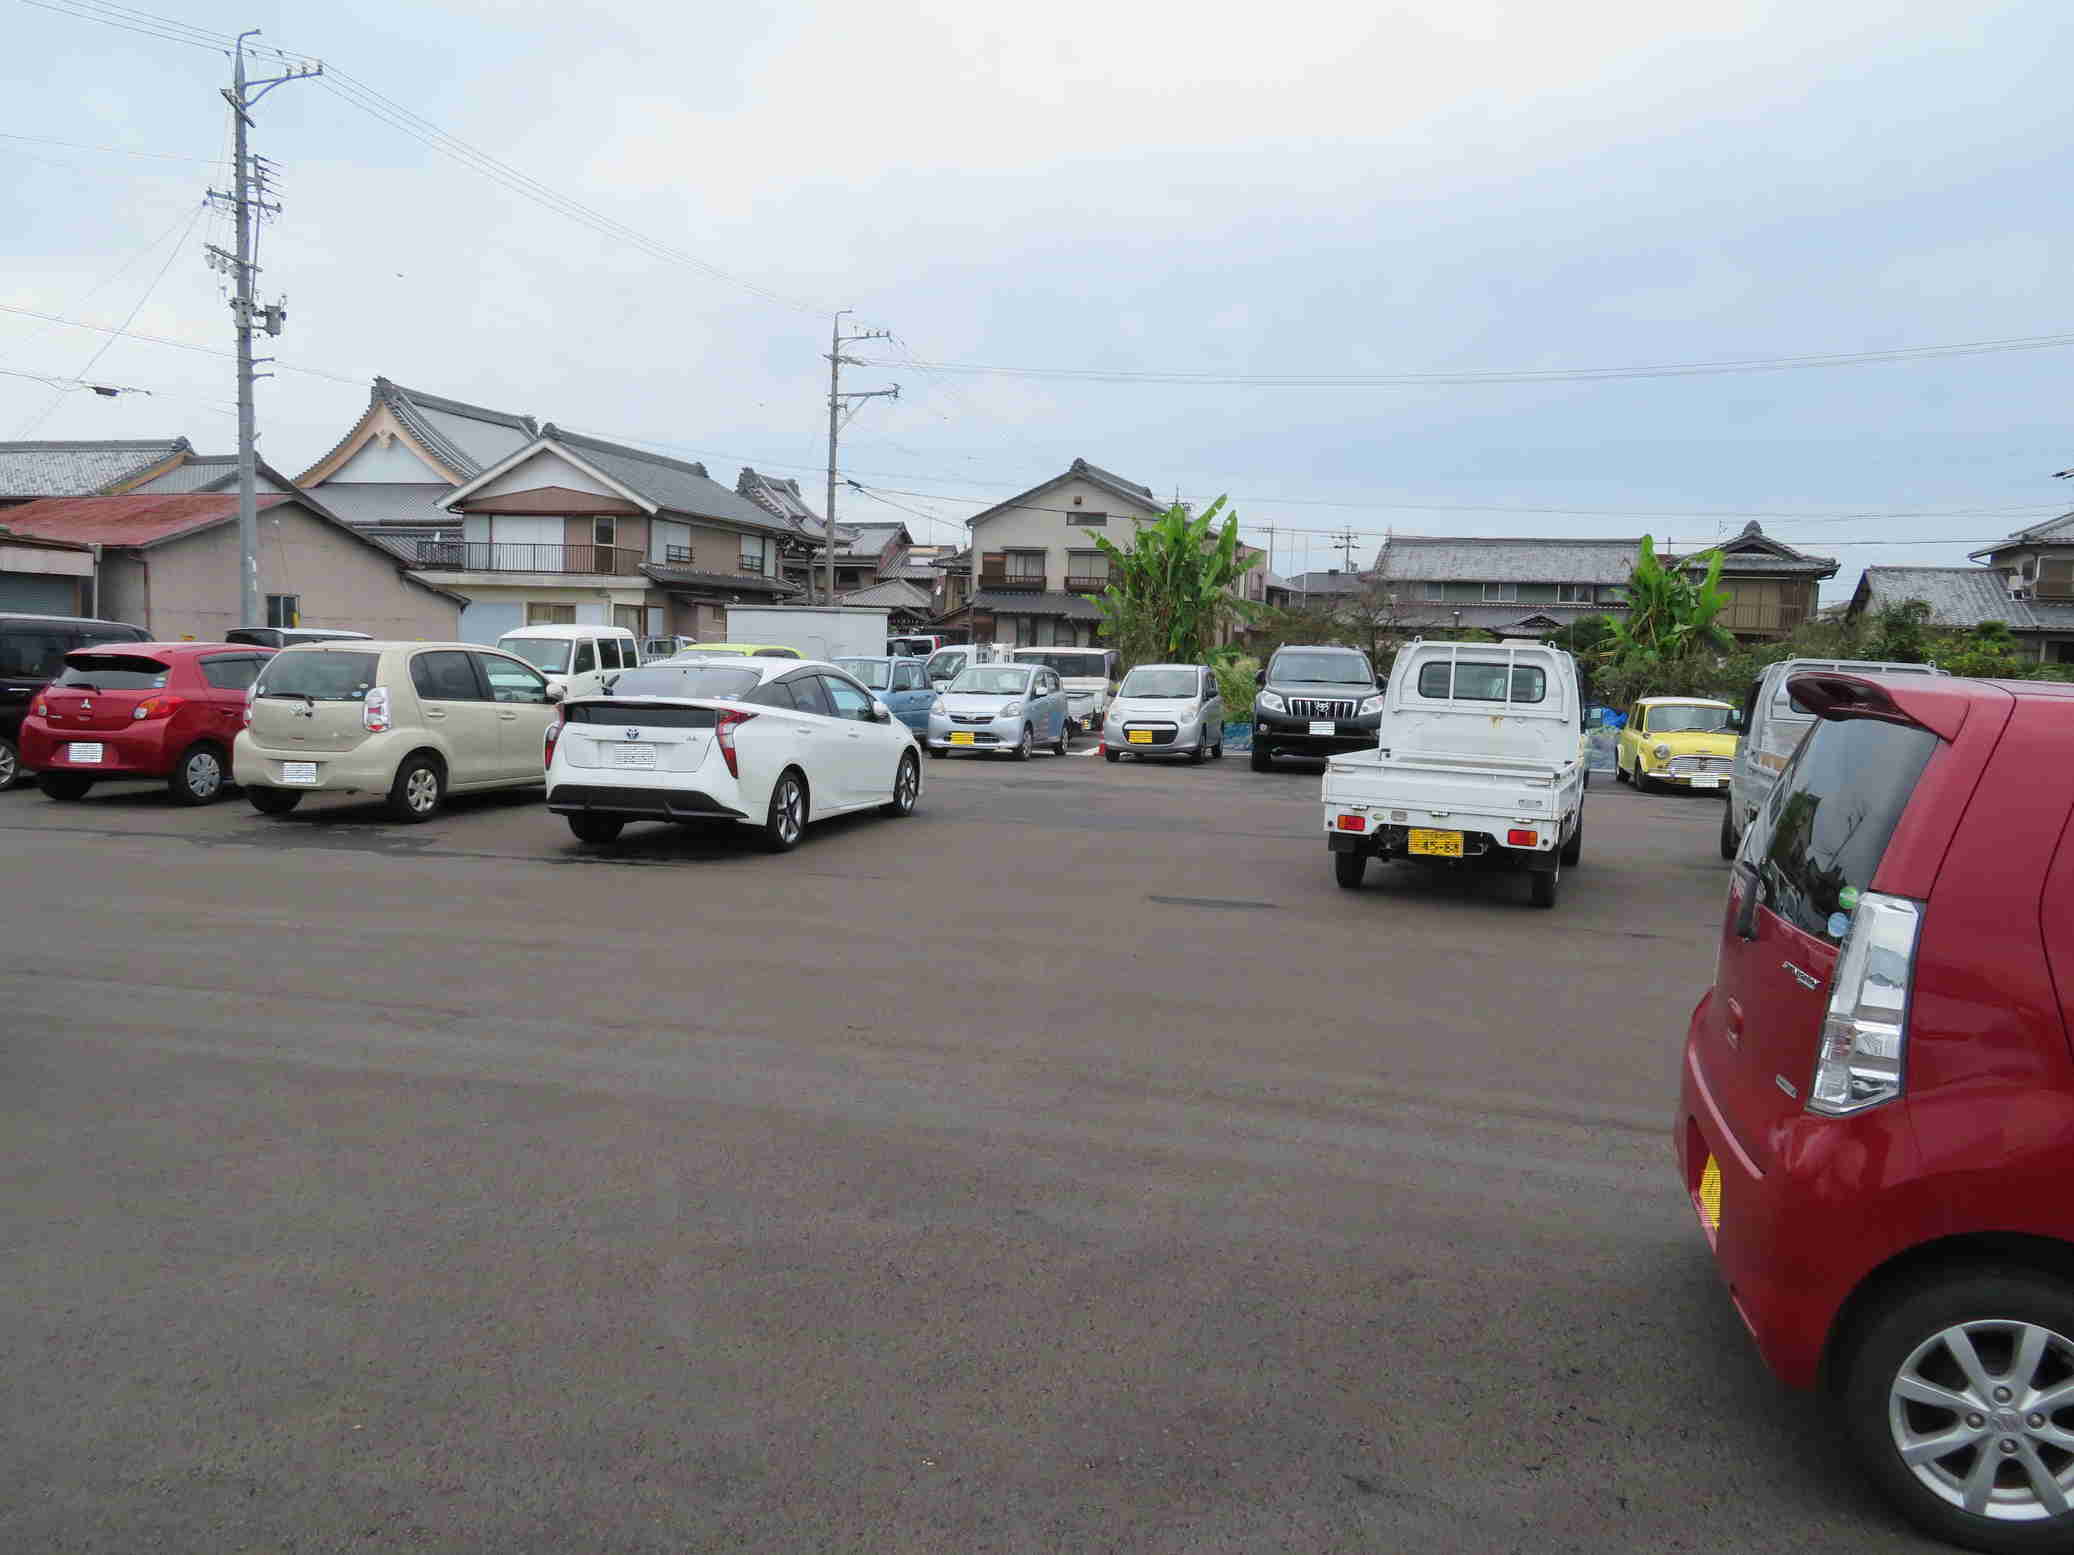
822,311 -> 898,606
209,31 -> 319,628
1331,527 -> 1361,574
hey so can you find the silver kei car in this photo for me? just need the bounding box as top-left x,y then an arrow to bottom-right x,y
1101,663 -> 1225,764
925,663 -> 1071,760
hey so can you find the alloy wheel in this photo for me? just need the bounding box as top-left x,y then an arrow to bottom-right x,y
0,740 -> 16,789
1889,1319 -> 2074,1521
777,778 -> 804,843
407,767 -> 439,815
897,759 -> 918,811
186,750 -> 223,800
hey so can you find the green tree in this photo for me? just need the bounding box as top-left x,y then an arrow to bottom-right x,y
1090,495 -> 1260,665
1605,536 -> 1734,665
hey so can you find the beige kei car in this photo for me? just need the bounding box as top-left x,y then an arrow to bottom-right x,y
234,641 -> 559,821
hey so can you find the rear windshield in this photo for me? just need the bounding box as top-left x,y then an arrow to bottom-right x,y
1756,717 -> 1940,942
255,650 -> 380,701
950,667 -> 1032,695
672,646 -> 748,658
835,658 -> 894,689
498,637 -> 572,673
1014,652 -> 1108,676
1417,660 -> 1546,704
54,653 -> 171,690
561,703 -> 717,728
600,666 -> 762,700
1272,651 -> 1372,684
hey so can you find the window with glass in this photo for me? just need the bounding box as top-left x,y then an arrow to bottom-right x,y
782,673 -> 834,717
500,637 -> 571,673
949,667 -> 1035,695
597,638 -> 623,670
1557,584 -> 1594,604
821,675 -> 876,722
607,665 -> 763,701
1482,583 -> 1517,602
893,663 -> 925,692
1757,717 -> 1940,942
526,603 -> 576,626
411,650 -> 482,702
571,641 -> 596,675
1416,660 -> 1546,703
255,651 -> 378,701
1270,650 -> 1374,684
1118,667 -> 1199,698
1005,551 -> 1045,580
1644,702 -> 1735,734
265,594 -> 299,628
1421,581 -> 1447,601
199,655 -> 264,690
477,654 -> 550,703
54,653 -> 170,690
834,658 -> 894,689
740,535 -> 769,575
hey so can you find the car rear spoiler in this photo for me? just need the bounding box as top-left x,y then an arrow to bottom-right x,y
1786,672 -> 1971,742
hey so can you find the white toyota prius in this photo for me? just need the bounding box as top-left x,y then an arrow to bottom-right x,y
544,658 -> 922,850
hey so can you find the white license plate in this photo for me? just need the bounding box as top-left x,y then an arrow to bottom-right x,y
280,761 -> 319,784
611,744 -> 658,769
1309,721 -> 1335,736
1691,775 -> 1722,789
66,742 -> 104,763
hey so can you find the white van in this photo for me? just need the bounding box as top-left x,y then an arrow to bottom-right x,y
1722,656 -> 1947,859
1010,647 -> 1120,732
495,624 -> 641,699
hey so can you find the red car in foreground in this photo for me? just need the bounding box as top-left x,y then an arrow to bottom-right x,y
20,641 -> 273,805
1679,670 -> 2074,1554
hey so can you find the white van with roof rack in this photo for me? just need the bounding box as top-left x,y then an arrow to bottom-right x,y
495,623 -> 640,699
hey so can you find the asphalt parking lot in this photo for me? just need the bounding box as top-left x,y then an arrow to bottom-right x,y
0,746 -> 1948,1553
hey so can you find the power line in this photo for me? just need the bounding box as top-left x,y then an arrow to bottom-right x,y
0,130 -> 224,163
872,331 -> 2074,389
19,0 -> 237,52
0,301 -> 366,385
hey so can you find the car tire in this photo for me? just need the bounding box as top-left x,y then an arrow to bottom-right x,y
1212,734 -> 1223,760
0,735 -> 20,790
1334,849 -> 1367,889
763,768 -> 808,852
37,772 -> 93,801
1012,724 -> 1033,762
1251,743 -> 1272,773
1614,757 -> 1630,784
168,742 -> 228,806
567,813 -> 624,844
1839,1267 -> 2074,1555
247,787 -> 303,815
1189,737 -> 1206,765
1528,860 -> 1560,908
385,754 -> 444,823
1719,806 -> 1738,861
1051,722 -> 1069,757
1103,749 -> 1120,764
882,752 -> 920,817
1560,813 -> 1583,866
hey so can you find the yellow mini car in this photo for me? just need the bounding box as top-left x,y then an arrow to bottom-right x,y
1614,696 -> 1738,793
657,643 -> 802,660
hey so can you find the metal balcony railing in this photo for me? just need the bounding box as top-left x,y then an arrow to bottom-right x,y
1064,575 -> 1109,592
979,569 -> 1047,592
407,541 -> 647,576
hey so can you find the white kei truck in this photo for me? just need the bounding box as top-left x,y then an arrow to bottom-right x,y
1320,640 -> 1587,908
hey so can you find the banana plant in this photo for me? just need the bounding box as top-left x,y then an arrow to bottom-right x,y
1604,535 -> 1733,665
1088,496 -> 1260,665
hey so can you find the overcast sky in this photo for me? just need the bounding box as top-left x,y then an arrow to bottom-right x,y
6,0 -> 2071,594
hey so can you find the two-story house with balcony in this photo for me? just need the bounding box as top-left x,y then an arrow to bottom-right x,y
1844,511 -> 2074,663
413,425 -> 802,642
1370,523 -> 1835,642
934,458 -> 1167,647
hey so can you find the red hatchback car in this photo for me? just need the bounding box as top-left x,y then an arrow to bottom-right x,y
21,642 -> 274,805
1679,670 -> 2074,1553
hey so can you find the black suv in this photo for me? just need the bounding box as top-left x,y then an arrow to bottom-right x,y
1250,645 -> 1385,771
0,611 -> 151,789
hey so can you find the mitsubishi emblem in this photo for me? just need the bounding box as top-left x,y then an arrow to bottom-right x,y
79,698 -> 92,711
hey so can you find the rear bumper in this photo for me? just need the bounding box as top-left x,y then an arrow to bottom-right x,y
1675,994 -> 1914,1391
20,718 -> 176,777
234,735 -> 400,795
547,782 -> 747,821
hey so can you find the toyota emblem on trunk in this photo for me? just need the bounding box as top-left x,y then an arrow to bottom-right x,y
624,728 -> 641,740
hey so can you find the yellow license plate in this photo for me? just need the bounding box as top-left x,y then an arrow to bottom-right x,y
1408,828 -> 1464,857
1127,730 -> 1153,744
950,732 -> 975,745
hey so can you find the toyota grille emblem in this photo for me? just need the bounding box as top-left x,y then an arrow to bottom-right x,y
624,728 -> 641,741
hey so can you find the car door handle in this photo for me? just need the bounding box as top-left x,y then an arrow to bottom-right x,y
499,710 -> 519,721
424,708 -> 446,719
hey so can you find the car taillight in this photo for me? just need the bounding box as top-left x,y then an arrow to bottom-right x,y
1807,891 -> 1921,1116
714,708 -> 755,778
131,695 -> 187,721
544,718 -> 562,768
363,686 -> 392,733
1507,828 -> 1537,847
31,697 -> 48,717
1337,814 -> 1367,832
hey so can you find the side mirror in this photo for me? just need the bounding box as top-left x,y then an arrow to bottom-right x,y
1255,668 -> 1267,688
871,699 -> 893,723
545,683 -> 567,704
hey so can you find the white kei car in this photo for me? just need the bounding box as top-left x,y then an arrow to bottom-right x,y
544,657 -> 922,850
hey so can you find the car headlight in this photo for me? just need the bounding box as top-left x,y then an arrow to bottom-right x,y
930,697 -> 945,713
999,700 -> 1023,718
1257,691 -> 1286,714
1358,694 -> 1384,715
1653,742 -> 1671,761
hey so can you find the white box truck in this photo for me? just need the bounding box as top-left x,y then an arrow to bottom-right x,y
721,605 -> 891,662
